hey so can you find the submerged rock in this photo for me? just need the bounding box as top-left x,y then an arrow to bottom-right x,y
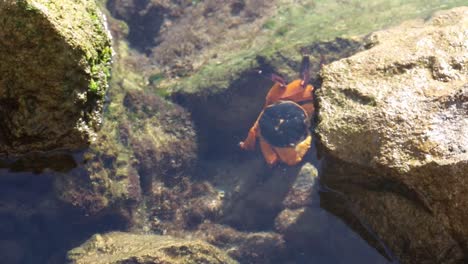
47,8 -> 197,218
193,223 -> 286,264
67,232 -> 238,264
0,0 -> 112,155
53,89 -> 197,217
317,7 -> 468,263
0,4 -> 199,261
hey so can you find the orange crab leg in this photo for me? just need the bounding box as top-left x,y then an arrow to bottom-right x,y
259,138 -> 279,165
264,82 -> 286,107
265,80 -> 314,105
239,110 -> 264,151
274,134 -> 312,166
281,81 -> 314,102
239,122 -> 258,151
299,100 -> 315,117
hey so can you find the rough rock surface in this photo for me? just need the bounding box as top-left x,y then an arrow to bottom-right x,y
0,0 -> 112,155
104,0 -> 468,157
67,232 -> 238,264
42,7 -> 196,217
107,0 -> 275,77
317,7 -> 468,263
192,223 -> 286,264
0,6 -> 199,262
53,89 -> 197,216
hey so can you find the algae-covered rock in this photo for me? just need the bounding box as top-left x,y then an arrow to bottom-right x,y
48,4 -> 198,216
53,89 -> 197,216
0,0 -> 112,155
193,223 -> 287,264
122,89 -> 197,192
152,0 -> 468,95
129,0 -> 467,156
53,132 -> 140,215
317,7 -> 468,263
67,232 -> 238,264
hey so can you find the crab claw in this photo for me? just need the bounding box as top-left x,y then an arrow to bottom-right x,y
271,73 -> 287,86
300,56 -> 310,88
258,70 -> 287,87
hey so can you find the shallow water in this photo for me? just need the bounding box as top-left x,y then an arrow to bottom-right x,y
1,0 -> 467,263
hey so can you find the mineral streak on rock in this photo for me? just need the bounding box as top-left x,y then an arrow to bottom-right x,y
317,7 -> 468,263
67,232 -> 238,264
0,0 -> 112,156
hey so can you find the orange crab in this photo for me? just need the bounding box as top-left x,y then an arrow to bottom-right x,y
239,56 -> 314,166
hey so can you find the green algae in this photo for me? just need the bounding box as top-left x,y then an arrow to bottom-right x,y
24,0 -> 113,96
0,0 -> 112,154
166,0 -> 468,95
53,3 -> 197,216
67,232 -> 238,264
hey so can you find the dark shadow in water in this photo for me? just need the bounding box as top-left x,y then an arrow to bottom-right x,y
319,182 -> 399,264
0,151 -> 77,174
106,0 -> 165,54
0,152 -> 128,264
291,139 -> 395,264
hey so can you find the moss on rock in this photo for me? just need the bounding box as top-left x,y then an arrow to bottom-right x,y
160,0 -> 468,96
0,0 -> 112,155
67,232 -> 238,264
52,6 -> 198,218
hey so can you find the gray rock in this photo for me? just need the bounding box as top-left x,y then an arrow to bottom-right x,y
317,7 -> 468,263
283,163 -> 319,209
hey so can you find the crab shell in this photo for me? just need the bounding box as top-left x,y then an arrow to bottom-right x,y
239,56 -> 315,166
259,101 -> 310,148
257,101 -> 312,166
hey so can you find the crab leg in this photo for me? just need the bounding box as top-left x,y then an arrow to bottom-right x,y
239,124 -> 258,151
300,55 -> 310,88
274,133 -> 311,166
259,137 -> 279,165
239,111 -> 263,151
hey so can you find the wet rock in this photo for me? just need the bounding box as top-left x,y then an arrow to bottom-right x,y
150,0 -> 274,78
52,138 -> 140,215
274,207 -> 327,249
282,162 -> 319,209
146,179 -> 224,232
53,89 -> 197,217
220,161 -> 300,230
270,164 -> 391,263
274,163 -> 325,252
193,223 -> 287,264
67,232 -> 238,264
123,89 -> 197,192
0,0 -> 112,156
317,7 -> 468,263
0,172 -> 130,264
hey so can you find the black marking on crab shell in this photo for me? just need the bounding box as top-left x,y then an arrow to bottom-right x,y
259,101 -> 308,148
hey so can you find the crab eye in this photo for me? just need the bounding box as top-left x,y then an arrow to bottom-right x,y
300,56 -> 311,88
